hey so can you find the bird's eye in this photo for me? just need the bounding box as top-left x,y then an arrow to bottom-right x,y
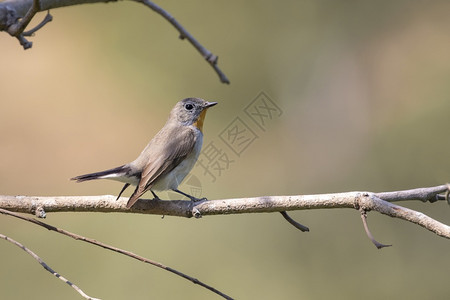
185,103 -> 194,111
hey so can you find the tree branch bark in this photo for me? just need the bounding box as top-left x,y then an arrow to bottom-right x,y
1,184 -> 449,238
0,185 -> 448,298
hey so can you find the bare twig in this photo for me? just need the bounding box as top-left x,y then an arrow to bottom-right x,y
6,0 -> 42,48
0,0 -> 230,83
359,209 -> 391,249
23,10 -> 53,36
134,0 -> 230,84
0,232 -> 100,300
0,208 -> 233,300
365,193 -> 450,239
279,211 -> 309,232
445,183 -> 450,205
374,185 -> 449,203
6,0 -> 40,34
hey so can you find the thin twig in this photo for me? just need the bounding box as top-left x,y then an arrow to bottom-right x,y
279,211 -> 309,232
6,0 -> 41,48
0,232 -> 100,300
1,0 -> 230,82
7,0 -> 40,35
134,0 -> 230,84
23,10 -> 53,36
359,209 -> 391,249
0,208 -> 234,300
374,185 -> 449,203
445,183 -> 450,205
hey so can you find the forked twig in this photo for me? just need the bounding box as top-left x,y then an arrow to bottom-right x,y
0,232 -> 100,300
0,208 -> 233,300
6,0 -> 46,48
7,0 -> 40,34
23,10 -> 53,36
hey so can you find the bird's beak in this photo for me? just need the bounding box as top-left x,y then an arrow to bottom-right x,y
204,101 -> 218,108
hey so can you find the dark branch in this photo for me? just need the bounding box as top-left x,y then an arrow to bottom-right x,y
23,10 -> 52,36
279,211 -> 309,232
134,0 -> 230,84
0,0 -> 230,83
7,0 -> 40,34
0,208 -> 234,300
0,232 -> 100,299
6,0 -> 42,48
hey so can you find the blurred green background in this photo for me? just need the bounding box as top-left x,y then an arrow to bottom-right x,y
1,1 -> 450,299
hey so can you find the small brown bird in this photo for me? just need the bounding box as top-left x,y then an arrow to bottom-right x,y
71,98 -> 217,208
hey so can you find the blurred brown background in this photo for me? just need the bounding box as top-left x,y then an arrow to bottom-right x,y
1,1 -> 450,299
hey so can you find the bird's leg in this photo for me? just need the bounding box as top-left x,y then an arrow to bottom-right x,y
172,189 -> 207,202
151,190 -> 161,200
116,183 -> 130,200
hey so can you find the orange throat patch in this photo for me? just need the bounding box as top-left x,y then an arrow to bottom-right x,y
193,109 -> 208,132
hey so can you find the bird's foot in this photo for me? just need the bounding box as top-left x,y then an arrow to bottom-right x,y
189,196 -> 207,202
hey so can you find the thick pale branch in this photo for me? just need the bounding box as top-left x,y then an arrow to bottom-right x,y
1,184 -> 449,238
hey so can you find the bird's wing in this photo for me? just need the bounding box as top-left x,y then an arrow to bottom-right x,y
126,127 -> 197,208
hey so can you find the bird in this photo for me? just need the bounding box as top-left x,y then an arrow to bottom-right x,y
71,97 -> 217,208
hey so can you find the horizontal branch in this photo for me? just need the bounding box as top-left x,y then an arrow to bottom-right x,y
1,184 -> 449,238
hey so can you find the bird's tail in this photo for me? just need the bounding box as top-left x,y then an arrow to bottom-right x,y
71,165 -> 131,182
